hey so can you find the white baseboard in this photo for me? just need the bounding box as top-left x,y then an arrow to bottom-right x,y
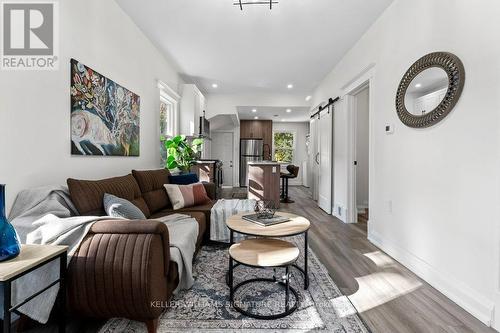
367,229 -> 495,327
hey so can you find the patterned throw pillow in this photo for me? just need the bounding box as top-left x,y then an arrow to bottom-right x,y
103,193 -> 147,219
164,183 -> 211,210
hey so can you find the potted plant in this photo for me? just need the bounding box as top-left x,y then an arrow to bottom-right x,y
162,135 -> 204,174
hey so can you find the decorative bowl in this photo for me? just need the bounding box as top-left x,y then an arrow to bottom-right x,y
254,200 -> 277,219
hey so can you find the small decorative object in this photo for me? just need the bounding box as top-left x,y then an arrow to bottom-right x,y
0,185 -> 21,261
254,200 -> 277,219
395,52 -> 465,128
71,59 -> 140,156
162,135 -> 204,173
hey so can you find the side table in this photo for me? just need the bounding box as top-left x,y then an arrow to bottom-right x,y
0,244 -> 68,333
226,212 -> 310,290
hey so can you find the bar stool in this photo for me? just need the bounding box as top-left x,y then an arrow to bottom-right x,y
228,238 -> 299,319
280,165 -> 299,203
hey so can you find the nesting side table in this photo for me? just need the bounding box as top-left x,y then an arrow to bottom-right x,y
226,212 -> 311,289
0,244 -> 68,333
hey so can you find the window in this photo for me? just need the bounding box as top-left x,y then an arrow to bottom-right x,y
273,131 -> 295,163
159,99 -> 171,135
158,81 -> 180,166
158,80 -> 180,137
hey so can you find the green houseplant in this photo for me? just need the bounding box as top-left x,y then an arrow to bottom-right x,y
162,135 -> 204,173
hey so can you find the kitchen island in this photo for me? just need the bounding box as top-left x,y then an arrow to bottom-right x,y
247,161 -> 281,207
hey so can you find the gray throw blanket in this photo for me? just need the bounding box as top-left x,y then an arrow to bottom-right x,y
9,185 -> 199,323
155,214 -> 198,292
9,185 -> 79,242
210,198 -> 256,242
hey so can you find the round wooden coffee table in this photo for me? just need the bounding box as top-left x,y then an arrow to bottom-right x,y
228,238 -> 300,319
226,212 -> 311,289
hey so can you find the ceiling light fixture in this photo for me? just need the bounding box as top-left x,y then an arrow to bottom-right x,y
252,109 -> 257,113
305,95 -> 312,101
212,83 -> 218,88
234,0 -> 278,10
254,116 -> 259,119
286,109 -> 292,113
287,84 -> 293,89
281,119 -> 286,122
415,83 -> 422,88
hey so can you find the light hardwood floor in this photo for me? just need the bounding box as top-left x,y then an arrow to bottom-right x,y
22,186 -> 496,333
270,186 -> 495,333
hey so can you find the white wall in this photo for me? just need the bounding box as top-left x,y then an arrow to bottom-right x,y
0,0 -> 182,212
355,87 -> 369,210
312,0 -> 500,328
272,122 -> 310,186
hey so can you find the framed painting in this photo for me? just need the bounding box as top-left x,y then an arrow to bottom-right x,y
70,59 -> 140,156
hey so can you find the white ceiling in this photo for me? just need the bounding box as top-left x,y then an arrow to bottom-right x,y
116,0 -> 394,95
237,106 -> 310,122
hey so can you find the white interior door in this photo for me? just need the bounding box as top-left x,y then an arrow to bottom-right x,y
318,110 -> 332,214
310,119 -> 320,201
211,132 -> 234,187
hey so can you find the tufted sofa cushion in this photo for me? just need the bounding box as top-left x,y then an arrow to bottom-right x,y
132,169 -> 173,214
67,174 -> 150,217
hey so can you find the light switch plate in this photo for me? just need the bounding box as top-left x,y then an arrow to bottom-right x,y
385,124 -> 394,134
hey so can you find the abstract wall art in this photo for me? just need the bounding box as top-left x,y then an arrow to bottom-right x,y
70,59 -> 140,156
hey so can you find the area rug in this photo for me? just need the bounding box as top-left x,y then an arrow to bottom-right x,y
99,237 -> 369,333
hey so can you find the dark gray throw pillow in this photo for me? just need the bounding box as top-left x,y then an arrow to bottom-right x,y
103,193 -> 146,220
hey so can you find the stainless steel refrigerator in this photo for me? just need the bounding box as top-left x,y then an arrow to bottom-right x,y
240,139 -> 263,186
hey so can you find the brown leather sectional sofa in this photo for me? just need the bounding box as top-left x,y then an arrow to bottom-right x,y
65,169 -> 215,333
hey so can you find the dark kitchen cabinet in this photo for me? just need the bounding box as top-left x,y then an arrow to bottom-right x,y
240,120 -> 272,160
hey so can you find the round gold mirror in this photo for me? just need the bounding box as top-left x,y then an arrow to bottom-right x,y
396,52 -> 465,128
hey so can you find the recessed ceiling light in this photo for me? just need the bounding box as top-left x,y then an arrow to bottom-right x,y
212,83 -> 218,88
415,83 -> 422,88
254,116 -> 259,120
305,95 -> 312,101
252,109 -> 257,113
281,119 -> 286,122
287,84 -> 293,89
286,109 -> 292,113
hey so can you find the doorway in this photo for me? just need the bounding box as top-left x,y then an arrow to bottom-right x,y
354,87 -> 370,223
342,65 -> 375,224
211,131 -> 234,187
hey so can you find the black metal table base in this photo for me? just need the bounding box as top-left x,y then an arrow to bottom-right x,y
230,277 -> 299,319
228,230 -> 309,290
1,252 -> 66,333
226,263 -> 309,290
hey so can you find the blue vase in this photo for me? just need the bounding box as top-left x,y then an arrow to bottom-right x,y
0,185 -> 20,261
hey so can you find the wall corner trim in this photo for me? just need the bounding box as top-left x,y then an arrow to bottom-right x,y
367,229 -> 495,327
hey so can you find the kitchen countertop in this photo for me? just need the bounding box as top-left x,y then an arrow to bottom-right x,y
247,161 -> 281,166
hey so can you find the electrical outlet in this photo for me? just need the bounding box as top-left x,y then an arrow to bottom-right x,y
386,200 -> 392,213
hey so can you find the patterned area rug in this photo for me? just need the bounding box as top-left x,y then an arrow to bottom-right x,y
99,237 -> 369,333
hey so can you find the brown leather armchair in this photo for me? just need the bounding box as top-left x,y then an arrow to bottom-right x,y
67,219 -> 178,333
